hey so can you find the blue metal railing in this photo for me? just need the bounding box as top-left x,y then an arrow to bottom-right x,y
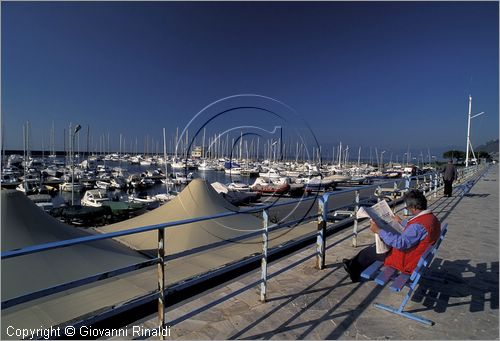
1,164 -> 487,338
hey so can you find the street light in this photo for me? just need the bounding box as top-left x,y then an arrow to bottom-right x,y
465,95 -> 485,167
71,124 -> 81,205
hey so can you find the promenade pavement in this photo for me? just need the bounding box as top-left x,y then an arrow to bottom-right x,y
115,165 -> 499,340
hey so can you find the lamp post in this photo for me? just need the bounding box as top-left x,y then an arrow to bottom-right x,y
71,124 -> 82,205
465,95 -> 485,167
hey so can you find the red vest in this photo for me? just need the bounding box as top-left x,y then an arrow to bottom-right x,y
384,212 -> 441,274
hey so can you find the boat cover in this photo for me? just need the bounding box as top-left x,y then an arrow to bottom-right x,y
1,190 -> 149,335
96,179 -> 262,256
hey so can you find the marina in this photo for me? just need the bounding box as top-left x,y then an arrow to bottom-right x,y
1,150 -> 437,227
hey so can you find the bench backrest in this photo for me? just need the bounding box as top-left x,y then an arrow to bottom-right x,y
432,223 -> 448,252
410,223 -> 448,281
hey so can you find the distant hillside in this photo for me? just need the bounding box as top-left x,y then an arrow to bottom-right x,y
476,139 -> 499,154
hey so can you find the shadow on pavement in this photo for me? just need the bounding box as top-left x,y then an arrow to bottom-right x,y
411,259 -> 499,313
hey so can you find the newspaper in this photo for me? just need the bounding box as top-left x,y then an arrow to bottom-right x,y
356,200 -> 405,254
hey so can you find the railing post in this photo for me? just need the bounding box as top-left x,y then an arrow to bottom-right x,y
433,172 -> 438,198
352,190 -> 359,248
316,195 -> 328,269
404,177 -> 410,216
260,209 -> 269,302
157,227 -> 165,340
392,181 -> 398,211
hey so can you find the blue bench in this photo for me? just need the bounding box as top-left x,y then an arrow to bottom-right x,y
360,223 -> 448,325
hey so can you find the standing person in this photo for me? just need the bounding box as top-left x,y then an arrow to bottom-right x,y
442,160 -> 457,197
342,189 -> 441,282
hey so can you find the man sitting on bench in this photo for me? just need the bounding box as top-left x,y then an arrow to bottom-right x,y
342,189 -> 441,283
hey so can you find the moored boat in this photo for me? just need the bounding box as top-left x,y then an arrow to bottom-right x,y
250,177 -> 290,195
60,181 -> 83,192
129,192 -> 160,210
81,189 -> 110,207
95,180 -> 111,190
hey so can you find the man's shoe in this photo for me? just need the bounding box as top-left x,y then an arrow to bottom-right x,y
342,258 -> 351,272
342,258 -> 360,283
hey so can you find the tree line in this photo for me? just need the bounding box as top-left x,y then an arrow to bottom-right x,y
442,150 -> 492,163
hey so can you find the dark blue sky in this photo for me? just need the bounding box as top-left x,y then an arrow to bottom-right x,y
2,1 -> 498,159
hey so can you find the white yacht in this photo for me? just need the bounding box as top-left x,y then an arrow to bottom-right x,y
95,180 -> 111,190
1,173 -> 20,187
153,192 -> 176,204
60,181 -> 83,192
259,168 -> 281,179
227,181 -> 251,192
129,192 -> 160,210
198,160 -> 214,171
224,167 -> 241,175
81,189 -> 110,207
110,177 -> 128,189
171,172 -> 193,185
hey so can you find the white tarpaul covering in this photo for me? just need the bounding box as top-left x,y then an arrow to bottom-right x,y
96,179 -> 262,256
1,190 -> 150,336
1,190 -> 147,301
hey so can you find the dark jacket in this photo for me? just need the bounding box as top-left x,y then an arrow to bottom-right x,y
442,163 -> 457,181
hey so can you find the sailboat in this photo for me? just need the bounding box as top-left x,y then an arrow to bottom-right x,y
198,159 -> 215,171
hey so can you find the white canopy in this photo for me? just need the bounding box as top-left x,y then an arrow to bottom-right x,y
96,179 -> 262,256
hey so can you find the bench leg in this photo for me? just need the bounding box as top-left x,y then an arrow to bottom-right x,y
374,303 -> 434,325
373,287 -> 435,326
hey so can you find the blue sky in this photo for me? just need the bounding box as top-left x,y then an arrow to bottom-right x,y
2,1 -> 498,160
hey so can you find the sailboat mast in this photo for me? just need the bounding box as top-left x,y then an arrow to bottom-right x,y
185,129 -> 188,159
51,121 -> 55,156
257,137 -> 260,162
358,146 -> 361,166
163,127 -> 168,183
239,131 -> 243,161
338,141 -> 342,167
175,127 -> 179,159
22,123 -> 26,176
202,128 -> 206,159
225,134 -> 229,159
